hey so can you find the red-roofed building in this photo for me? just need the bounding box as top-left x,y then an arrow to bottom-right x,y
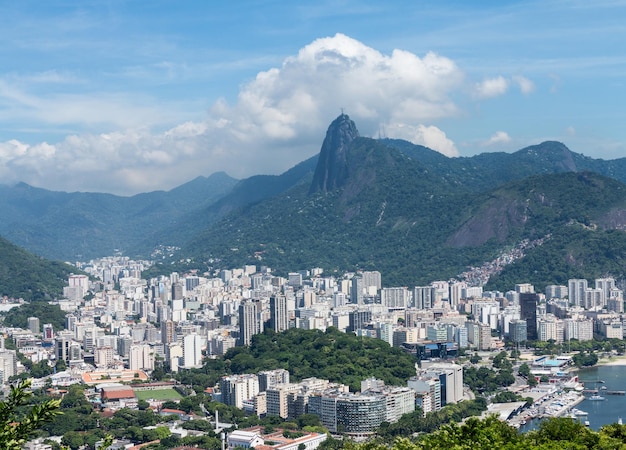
101,385 -> 137,410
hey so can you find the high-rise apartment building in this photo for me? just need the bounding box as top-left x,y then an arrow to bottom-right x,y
269,295 -> 289,333
183,334 -> 203,368
239,300 -> 262,346
568,279 -> 588,307
27,317 -> 40,334
381,287 -> 409,310
161,320 -> 175,345
413,286 -> 434,310
220,374 -> 260,409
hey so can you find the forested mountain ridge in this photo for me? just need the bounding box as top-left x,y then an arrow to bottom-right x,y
0,236 -> 79,300
175,116 -> 626,288
0,172 -> 238,261
4,114 -> 626,291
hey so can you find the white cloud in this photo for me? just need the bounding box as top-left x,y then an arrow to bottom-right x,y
0,33 -> 470,194
512,75 -> 535,94
473,75 -> 535,98
482,131 -> 512,146
473,76 -> 509,98
387,123 -> 459,157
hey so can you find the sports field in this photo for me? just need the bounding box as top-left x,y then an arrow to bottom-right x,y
134,388 -> 183,401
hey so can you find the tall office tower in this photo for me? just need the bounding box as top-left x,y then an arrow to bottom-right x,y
509,319 -> 528,343
568,279 -> 588,307
42,323 -> 54,341
161,320 -> 175,345
239,300 -> 261,346
270,295 -> 289,333
413,286 -> 435,310
185,276 -> 200,292
519,293 -> 539,340
183,334 -> 203,368
27,317 -> 40,334
171,282 -> 184,301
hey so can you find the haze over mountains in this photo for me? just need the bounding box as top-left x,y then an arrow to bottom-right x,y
3,114 -> 626,292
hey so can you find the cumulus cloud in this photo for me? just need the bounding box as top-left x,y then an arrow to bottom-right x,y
473,76 -> 509,98
473,75 -> 535,98
0,33 -> 469,194
482,131 -> 512,146
512,75 -> 535,95
386,123 -> 459,157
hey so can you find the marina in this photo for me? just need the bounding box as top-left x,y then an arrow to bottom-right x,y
516,364 -> 626,431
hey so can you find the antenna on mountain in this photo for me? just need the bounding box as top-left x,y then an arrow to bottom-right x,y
340,107 -> 345,116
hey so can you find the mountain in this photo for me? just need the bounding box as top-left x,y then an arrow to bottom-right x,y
0,236 -> 79,301
172,116 -> 626,288
310,113 -> 360,193
4,114 -> 626,290
129,155 -> 319,255
0,172 -> 238,261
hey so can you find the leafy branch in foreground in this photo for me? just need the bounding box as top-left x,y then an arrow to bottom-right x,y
0,379 -> 62,450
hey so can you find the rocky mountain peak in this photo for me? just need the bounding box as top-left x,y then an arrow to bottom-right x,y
309,114 -> 360,193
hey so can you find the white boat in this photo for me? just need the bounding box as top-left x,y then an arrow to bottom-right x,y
619,418 -> 623,425
589,394 -> 606,401
572,408 -> 588,416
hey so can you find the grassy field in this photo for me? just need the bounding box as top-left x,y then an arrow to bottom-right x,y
134,388 -> 183,401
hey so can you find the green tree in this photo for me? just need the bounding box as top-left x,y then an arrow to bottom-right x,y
518,362 -> 531,378
0,379 -> 61,450
61,431 -> 84,450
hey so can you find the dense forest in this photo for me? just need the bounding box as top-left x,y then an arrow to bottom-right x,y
0,236 -> 78,301
2,302 -> 67,331
173,327 -> 417,392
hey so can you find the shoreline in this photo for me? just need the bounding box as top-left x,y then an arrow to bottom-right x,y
597,354 -> 626,366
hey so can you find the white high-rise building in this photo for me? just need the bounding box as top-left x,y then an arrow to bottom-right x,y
239,300 -> 262,346
413,286 -> 434,310
381,287 -> 409,310
221,374 -> 260,409
129,344 -> 154,371
568,279 -> 588,307
183,334 -> 203,368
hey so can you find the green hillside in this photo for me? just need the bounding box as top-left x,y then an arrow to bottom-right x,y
0,236 -> 77,301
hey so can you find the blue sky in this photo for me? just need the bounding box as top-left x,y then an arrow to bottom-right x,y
1,0 -> 625,195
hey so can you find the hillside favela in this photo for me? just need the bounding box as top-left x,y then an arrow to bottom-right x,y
3,112 -> 626,450
4,2 -> 626,450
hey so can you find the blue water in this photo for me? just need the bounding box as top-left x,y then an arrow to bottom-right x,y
576,365 -> 626,430
521,365 -> 626,432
